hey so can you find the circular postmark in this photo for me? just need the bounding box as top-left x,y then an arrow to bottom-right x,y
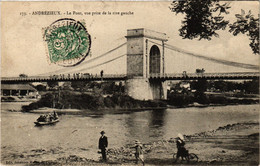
43,18 -> 91,67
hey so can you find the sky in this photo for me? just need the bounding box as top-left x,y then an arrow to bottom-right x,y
1,1 -> 259,77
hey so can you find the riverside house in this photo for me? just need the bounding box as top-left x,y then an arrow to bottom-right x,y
1,84 -> 39,98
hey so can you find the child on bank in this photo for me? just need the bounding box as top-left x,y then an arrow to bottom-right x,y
132,140 -> 145,165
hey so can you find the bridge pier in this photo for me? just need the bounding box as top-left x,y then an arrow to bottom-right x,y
126,77 -> 167,100
126,78 -> 152,100
150,79 -> 167,100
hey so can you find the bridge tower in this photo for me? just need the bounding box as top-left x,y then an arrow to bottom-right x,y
125,28 -> 168,100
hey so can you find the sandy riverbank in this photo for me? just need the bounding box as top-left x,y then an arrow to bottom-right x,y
104,121 -> 259,165
5,121 -> 257,166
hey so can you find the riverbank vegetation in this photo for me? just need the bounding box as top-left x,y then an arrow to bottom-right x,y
168,92 -> 259,107
21,79 -> 259,111
168,79 -> 259,107
21,90 -> 167,112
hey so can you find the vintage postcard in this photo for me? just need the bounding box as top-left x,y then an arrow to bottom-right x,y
1,1 -> 259,165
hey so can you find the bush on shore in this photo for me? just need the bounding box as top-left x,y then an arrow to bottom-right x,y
22,91 -> 167,112
167,93 -> 194,106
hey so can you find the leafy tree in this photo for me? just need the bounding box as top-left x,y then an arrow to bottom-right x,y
47,81 -> 58,89
62,82 -> 72,90
191,79 -> 208,92
35,84 -> 46,91
192,79 -> 209,104
170,0 -> 230,40
214,80 -> 228,92
243,79 -> 259,94
88,82 -> 101,89
118,82 -> 125,93
71,81 -> 86,91
229,10 -> 259,54
170,0 -> 259,54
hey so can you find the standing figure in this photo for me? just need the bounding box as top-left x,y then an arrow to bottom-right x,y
100,70 -> 104,81
46,114 -> 51,122
53,111 -> 58,120
98,131 -> 108,162
100,70 -> 104,77
175,133 -> 188,163
132,140 -> 145,165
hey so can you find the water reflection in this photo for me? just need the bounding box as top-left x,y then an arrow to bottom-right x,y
124,112 -> 150,143
149,109 -> 166,128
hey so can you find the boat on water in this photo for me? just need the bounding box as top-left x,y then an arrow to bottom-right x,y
34,118 -> 59,126
34,111 -> 59,126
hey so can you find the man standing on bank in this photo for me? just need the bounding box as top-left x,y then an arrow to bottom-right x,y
98,130 -> 108,162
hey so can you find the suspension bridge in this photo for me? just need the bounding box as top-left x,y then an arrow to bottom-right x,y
1,28 -> 259,100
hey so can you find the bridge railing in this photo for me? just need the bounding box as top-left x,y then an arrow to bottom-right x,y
149,72 -> 260,78
1,72 -> 259,82
1,74 -> 128,81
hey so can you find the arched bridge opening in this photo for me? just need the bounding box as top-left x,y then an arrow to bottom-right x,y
149,45 -> 161,74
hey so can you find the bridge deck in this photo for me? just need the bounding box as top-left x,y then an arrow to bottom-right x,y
1,74 -> 128,83
149,72 -> 260,80
1,72 -> 259,83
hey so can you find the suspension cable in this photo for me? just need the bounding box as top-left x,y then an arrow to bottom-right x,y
39,42 -> 127,76
63,54 -> 126,73
147,40 -> 259,70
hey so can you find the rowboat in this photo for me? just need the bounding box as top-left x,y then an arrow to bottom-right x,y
34,119 -> 59,126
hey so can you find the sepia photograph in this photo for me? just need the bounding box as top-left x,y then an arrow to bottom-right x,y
1,1 -> 259,165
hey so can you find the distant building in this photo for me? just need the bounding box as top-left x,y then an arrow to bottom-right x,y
1,84 -> 38,97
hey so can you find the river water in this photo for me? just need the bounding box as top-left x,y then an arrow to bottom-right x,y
1,102 -> 259,163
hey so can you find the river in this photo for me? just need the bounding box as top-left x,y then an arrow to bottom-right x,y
1,102 -> 259,163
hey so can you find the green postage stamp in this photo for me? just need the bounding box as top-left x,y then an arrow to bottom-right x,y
43,18 -> 91,67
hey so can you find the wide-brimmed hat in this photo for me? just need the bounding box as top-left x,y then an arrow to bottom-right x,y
135,140 -> 141,145
100,131 -> 105,134
177,133 -> 184,140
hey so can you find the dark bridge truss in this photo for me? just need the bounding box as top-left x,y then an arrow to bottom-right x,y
1,74 -> 128,84
1,72 -> 259,84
